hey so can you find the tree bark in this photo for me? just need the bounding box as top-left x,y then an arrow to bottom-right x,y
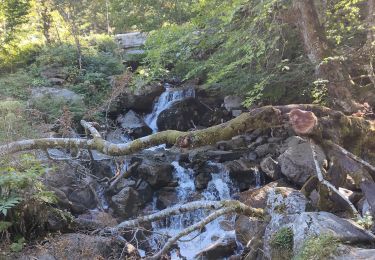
293,0 -> 362,112
1,105 -> 374,162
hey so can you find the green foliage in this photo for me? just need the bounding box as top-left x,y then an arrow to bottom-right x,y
271,227 -> 294,251
144,0 -> 313,106
0,100 -> 36,143
10,237 -> 25,252
0,154 -> 56,217
294,233 -> 339,260
31,95 -> 85,122
356,212 -> 373,230
0,0 -> 31,44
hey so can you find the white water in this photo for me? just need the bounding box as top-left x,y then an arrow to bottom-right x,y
144,86 -> 195,132
151,161 -> 237,259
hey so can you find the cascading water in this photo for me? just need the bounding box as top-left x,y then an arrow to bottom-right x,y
150,161 -> 238,259
144,85 -> 195,133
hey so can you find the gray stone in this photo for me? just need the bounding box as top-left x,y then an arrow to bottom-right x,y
260,156 -> 281,180
277,140 -> 326,185
111,187 -> 140,218
223,95 -> 244,111
292,212 -> 375,253
117,110 -> 152,138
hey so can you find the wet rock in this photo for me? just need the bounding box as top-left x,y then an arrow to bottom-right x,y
18,233 -> 125,260
292,212 -> 375,253
277,139 -> 327,185
223,95 -> 244,111
155,188 -> 178,209
117,110 -> 152,138
135,161 -> 173,189
195,171 -> 213,190
157,97 -> 209,131
105,128 -> 131,144
136,180 -> 154,205
260,156 -> 282,180
195,236 -> 237,260
224,159 -> 256,191
90,160 -> 113,179
110,82 -> 164,113
111,187 -> 140,218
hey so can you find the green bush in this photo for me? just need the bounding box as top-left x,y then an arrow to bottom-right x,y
0,100 -> 36,143
294,233 -> 339,260
31,95 -> 85,123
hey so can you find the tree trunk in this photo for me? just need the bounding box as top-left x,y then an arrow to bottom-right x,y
293,0 -> 361,113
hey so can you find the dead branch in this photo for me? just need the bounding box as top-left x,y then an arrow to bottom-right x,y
108,161 -> 140,192
309,139 -> 360,218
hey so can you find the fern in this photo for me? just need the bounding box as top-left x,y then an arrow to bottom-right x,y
0,196 -> 22,216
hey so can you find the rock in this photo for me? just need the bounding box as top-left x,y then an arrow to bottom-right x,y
75,211 -> 118,230
111,187 -> 141,218
239,180 -> 290,208
335,245 -> 375,260
224,159 -> 256,191
157,97 -> 209,131
235,216 -> 267,245
277,139 -> 327,185
195,236 -> 237,260
223,95 -> 244,111
106,128 -> 132,144
263,187 -> 307,259
90,160 -> 113,179
30,87 -> 83,104
136,180 -> 154,205
68,186 -> 97,210
117,110 -> 152,138
254,143 -> 279,157
135,161 -> 173,189
40,67 -> 68,85
155,188 -> 178,209
260,156 -> 281,180
195,171 -> 213,190
110,81 -> 164,113
292,212 -> 375,253
18,233 -> 125,260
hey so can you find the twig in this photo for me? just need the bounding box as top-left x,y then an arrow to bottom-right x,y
108,161 -> 140,192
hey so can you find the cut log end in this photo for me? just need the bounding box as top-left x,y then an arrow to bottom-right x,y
289,109 -> 318,135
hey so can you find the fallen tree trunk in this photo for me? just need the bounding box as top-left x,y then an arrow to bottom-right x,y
1,105 -> 374,162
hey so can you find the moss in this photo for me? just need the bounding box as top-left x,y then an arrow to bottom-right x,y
293,233 -> 339,260
271,227 -> 294,260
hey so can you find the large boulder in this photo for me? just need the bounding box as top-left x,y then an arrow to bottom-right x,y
30,87 -> 83,104
110,81 -> 164,113
292,212 -> 375,253
156,97 -> 209,131
40,67 -> 68,85
277,137 -> 327,185
117,110 -> 152,138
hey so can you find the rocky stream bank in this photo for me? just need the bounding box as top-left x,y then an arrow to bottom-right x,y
7,82 -> 375,260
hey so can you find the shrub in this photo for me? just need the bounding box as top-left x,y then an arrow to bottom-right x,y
0,100 -> 36,143
294,233 -> 339,260
31,95 -> 85,123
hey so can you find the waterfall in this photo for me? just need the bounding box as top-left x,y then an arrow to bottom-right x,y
254,166 -> 262,188
150,161 -> 237,259
144,85 -> 195,133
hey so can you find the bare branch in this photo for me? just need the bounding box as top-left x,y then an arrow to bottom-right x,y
309,139 -> 360,218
